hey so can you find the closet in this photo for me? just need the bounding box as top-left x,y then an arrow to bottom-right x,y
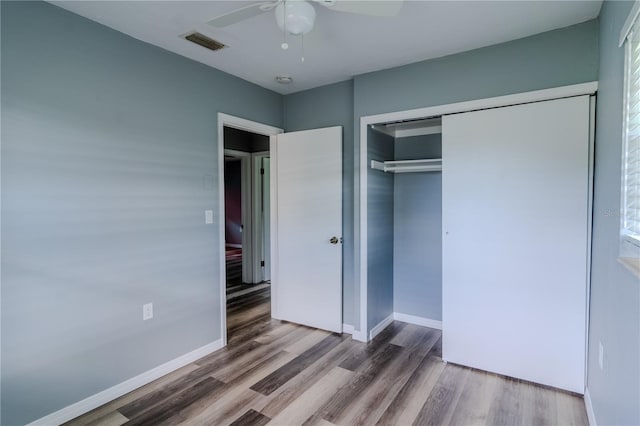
368,119 -> 443,334
364,92 -> 593,394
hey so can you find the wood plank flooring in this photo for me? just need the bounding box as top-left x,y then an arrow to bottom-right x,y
225,247 -> 243,286
67,290 -> 588,426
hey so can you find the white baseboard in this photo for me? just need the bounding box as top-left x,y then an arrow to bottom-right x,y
369,313 -> 395,341
352,313 -> 442,344
584,387 -> 597,426
27,339 -> 224,426
342,323 -> 368,342
393,312 -> 442,330
342,323 -> 355,334
351,329 -> 368,342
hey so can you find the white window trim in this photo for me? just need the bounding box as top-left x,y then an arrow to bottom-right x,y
619,2 -> 640,275
620,1 -> 640,46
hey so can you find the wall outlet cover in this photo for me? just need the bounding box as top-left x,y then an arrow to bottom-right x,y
205,210 -> 213,224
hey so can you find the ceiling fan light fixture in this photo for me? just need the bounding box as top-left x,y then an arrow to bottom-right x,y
275,1 -> 316,35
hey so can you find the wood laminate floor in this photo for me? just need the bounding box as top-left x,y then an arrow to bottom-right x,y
226,247 -> 243,287
67,290 -> 588,426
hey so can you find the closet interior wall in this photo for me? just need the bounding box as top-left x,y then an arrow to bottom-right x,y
366,126 -> 443,332
393,134 -> 442,323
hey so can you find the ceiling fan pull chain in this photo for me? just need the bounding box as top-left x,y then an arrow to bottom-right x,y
281,0 -> 289,50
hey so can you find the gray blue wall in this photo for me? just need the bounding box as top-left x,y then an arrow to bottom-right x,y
352,20 -> 599,336
588,2 -> 640,425
366,128 -> 394,330
1,2 -> 282,424
282,80 -> 355,325
393,135 -> 442,321
353,20 -> 598,117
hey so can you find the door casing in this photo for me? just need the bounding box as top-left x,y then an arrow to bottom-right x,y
251,151 -> 270,283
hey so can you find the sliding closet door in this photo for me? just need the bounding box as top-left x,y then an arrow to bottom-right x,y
442,96 -> 590,393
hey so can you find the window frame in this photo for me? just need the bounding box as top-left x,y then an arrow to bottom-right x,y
620,2 -> 640,266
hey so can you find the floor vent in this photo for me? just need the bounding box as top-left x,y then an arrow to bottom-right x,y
185,32 -> 226,51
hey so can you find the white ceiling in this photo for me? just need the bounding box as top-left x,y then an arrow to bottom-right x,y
50,1 -> 602,95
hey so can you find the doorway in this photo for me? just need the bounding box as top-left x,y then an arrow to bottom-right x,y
218,114 -> 283,346
223,151 -> 248,288
218,116 -> 344,344
224,145 -> 271,342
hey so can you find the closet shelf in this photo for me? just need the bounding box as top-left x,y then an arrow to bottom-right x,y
371,158 -> 442,173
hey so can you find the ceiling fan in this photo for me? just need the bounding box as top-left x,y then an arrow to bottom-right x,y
208,1 -> 403,49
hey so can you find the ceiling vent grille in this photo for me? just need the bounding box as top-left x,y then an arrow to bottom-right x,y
185,33 -> 226,51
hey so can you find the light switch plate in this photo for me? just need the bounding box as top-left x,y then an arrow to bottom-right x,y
205,210 -> 213,224
598,341 -> 604,370
143,303 -> 153,321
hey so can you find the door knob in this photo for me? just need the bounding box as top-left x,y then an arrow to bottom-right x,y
329,236 -> 339,244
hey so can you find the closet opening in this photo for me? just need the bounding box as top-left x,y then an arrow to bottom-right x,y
365,116 -> 444,340
358,84 -> 596,393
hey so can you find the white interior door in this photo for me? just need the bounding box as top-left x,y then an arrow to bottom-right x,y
442,96 -> 590,393
271,126 -> 343,333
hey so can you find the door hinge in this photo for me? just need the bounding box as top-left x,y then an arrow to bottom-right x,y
261,260 -> 265,267
261,168 -> 265,175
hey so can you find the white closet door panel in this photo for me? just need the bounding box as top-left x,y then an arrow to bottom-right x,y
442,96 -> 590,393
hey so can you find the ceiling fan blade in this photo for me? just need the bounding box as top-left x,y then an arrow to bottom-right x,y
315,0 -> 403,17
207,2 -> 277,28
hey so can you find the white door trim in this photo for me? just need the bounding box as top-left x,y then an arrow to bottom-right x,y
269,136 -> 280,319
218,113 -> 283,347
356,82 -> 598,342
251,151 -> 270,283
584,95 -> 596,394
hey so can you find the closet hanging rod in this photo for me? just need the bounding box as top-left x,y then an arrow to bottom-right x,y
371,158 -> 442,173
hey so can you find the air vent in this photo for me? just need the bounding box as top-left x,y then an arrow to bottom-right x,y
185,33 -> 226,51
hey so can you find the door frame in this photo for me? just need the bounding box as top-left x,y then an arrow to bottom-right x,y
268,136 -> 279,319
218,113 -> 283,346
356,82 -> 598,343
251,151 -> 270,283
